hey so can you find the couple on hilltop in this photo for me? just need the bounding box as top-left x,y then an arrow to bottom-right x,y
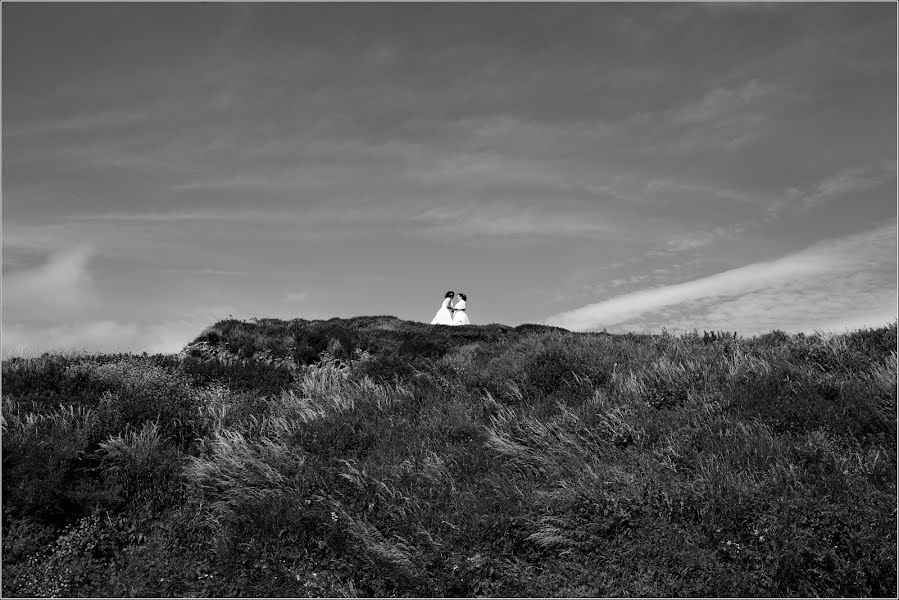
431,290 -> 471,326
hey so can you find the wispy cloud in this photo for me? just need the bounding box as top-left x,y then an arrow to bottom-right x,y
766,161 -> 897,220
283,291 -> 308,304
409,205 -> 617,240
659,275 -> 897,335
2,223 -> 79,252
645,224 -> 748,257
2,321 -> 138,357
1,316 -> 222,358
642,178 -> 758,205
628,79 -> 780,155
3,107 -> 157,139
2,245 -> 98,317
799,164 -> 894,210
664,79 -> 775,127
67,208 -> 396,237
71,209 -> 292,223
544,222 -> 896,333
156,267 -> 257,276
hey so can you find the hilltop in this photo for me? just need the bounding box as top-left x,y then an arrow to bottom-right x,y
2,317 -> 896,597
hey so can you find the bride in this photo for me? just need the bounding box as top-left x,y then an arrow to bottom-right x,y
430,291 -> 455,325
451,293 -> 470,326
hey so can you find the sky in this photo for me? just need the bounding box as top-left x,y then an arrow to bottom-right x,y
2,1 -> 897,356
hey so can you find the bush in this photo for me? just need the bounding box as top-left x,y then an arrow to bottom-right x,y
398,332 -> 449,359
4,513 -> 128,598
2,398 -> 110,523
520,335 -> 613,406
181,356 -> 295,396
96,421 -> 185,511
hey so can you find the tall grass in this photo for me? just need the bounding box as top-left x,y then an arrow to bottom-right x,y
3,319 -> 895,597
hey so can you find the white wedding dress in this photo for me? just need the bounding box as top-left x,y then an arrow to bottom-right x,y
431,298 -> 454,325
451,299 -> 470,325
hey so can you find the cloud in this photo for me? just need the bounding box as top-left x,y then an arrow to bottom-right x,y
678,277 -> 895,335
72,209 -> 293,223
1,218 -> 190,257
544,222 -> 896,334
628,79 -> 779,155
156,268 -> 256,276
4,107 -> 156,139
283,291 -> 308,303
642,178 -> 758,206
1,321 -> 138,357
665,79 -> 774,127
2,223 -> 75,252
766,161 -> 897,220
800,165 -> 893,210
1,314 -> 232,358
648,225 -> 745,256
2,245 -> 98,317
410,205 -> 615,239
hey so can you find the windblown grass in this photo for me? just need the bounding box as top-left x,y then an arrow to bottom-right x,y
2,318 -> 896,597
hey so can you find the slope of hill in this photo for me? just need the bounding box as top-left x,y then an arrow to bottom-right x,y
2,317 -> 896,597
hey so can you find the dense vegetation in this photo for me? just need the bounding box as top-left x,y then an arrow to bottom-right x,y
2,316 -> 896,597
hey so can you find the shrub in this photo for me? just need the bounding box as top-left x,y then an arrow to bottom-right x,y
2,398 -> 109,523
195,327 -> 223,346
181,356 -> 295,396
397,332 -> 449,359
89,360 -> 202,448
4,513 -> 128,598
96,421 -> 184,511
519,335 -> 613,407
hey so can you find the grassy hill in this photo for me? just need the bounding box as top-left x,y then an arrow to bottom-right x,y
2,317 -> 896,597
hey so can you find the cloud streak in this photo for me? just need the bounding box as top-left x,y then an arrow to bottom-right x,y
283,291 -> 308,304
799,164 -> 894,210
409,206 -> 616,239
765,160 -> 896,221
72,209 -> 298,223
544,222 -> 896,334
1,318 -> 216,358
664,79 -> 775,127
